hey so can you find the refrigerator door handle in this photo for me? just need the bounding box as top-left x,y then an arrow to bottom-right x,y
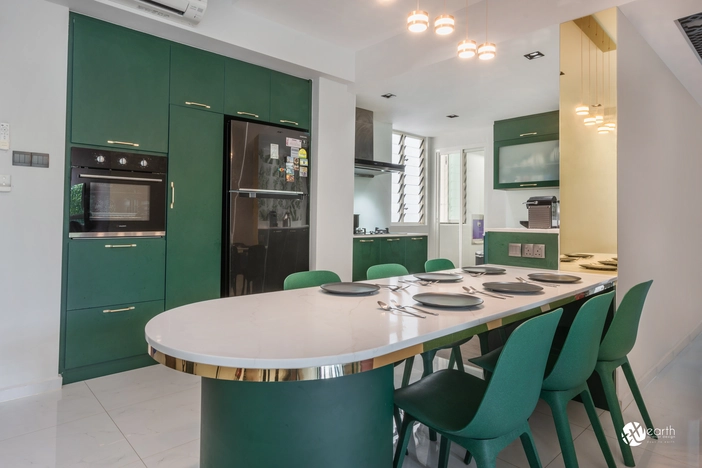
230,188 -> 306,200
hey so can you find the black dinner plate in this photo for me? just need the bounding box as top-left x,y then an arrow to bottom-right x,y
462,266 -> 506,275
414,273 -> 463,282
527,273 -> 581,283
413,293 -> 483,308
320,282 -> 380,295
483,282 -> 543,293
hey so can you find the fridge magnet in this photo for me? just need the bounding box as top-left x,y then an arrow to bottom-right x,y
287,156 -> 294,163
286,137 -> 302,148
286,173 -> 295,182
285,162 -> 294,174
299,158 -> 308,167
291,147 -> 300,159
270,143 -> 279,160
300,167 -> 308,177
294,158 -> 300,171
298,148 -> 307,159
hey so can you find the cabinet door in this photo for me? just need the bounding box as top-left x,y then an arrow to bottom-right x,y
404,236 -> 428,274
170,44 -> 224,113
494,135 -> 560,189
71,14 -> 169,153
66,238 -> 165,310
64,300 -> 164,369
270,72 -> 311,130
166,106 -> 224,310
379,237 -> 406,266
493,111 -> 559,142
224,59 -> 271,122
352,238 -> 380,281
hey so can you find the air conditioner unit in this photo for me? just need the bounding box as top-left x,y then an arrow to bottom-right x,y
105,0 -> 208,26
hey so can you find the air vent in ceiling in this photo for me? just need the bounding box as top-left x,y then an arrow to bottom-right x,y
676,12 -> 702,65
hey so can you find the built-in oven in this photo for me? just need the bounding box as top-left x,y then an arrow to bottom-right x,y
69,147 -> 167,238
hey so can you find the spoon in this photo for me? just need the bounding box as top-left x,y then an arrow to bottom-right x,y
377,301 -> 426,318
463,286 -> 508,299
516,277 -> 558,288
391,299 -> 439,316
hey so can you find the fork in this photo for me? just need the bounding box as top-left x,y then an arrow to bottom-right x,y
400,279 -> 437,286
468,272 -> 486,278
516,277 -> 558,288
463,285 -> 510,299
391,299 -> 439,316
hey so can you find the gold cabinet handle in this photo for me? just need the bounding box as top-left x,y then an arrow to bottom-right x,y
280,119 -> 299,126
185,101 -> 211,109
519,183 -> 538,187
170,182 -> 175,209
411,237 -> 424,241
104,244 -> 137,248
103,306 -> 135,314
237,111 -> 259,118
107,140 -> 140,147
386,238 -> 401,242
359,239 -> 374,243
519,132 -> 538,137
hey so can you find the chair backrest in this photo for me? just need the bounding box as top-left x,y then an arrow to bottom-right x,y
283,270 -> 341,290
598,280 -> 653,362
424,258 -> 455,273
542,291 -> 614,391
366,263 -> 409,280
460,308 -> 563,439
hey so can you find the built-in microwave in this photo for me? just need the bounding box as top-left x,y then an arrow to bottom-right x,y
68,147 -> 167,238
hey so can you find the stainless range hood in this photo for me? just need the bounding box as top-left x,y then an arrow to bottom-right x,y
354,108 -> 405,177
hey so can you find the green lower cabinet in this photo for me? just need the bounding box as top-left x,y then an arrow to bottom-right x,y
379,237 -> 405,265
352,238 -> 380,281
65,300 -> 164,369
66,238 -> 166,310
166,106 -> 224,310
404,236 -> 428,274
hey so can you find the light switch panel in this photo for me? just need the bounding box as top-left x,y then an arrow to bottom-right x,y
508,243 -> 522,257
0,174 -> 11,192
0,123 -> 9,150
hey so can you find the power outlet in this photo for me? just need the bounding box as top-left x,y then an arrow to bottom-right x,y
533,244 -> 546,259
508,243 -> 522,257
522,244 -> 534,258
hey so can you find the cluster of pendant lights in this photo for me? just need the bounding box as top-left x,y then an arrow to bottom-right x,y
407,0 -> 496,60
574,31 -> 615,134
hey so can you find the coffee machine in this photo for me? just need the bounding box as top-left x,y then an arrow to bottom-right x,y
525,196 -> 559,229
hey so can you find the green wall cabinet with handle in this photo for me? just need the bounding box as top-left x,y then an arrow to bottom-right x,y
494,111 -> 559,141
352,238 -> 381,281
379,237 -> 405,265
404,236 -> 428,274
224,58 -> 271,122
170,44 -> 224,114
70,14 -> 170,153
270,71 -> 312,131
165,105 -> 224,311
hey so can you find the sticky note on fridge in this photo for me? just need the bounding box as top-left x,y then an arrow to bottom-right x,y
300,167 -> 308,177
286,137 -> 302,148
291,147 -> 299,158
270,144 -> 279,159
298,148 -> 307,159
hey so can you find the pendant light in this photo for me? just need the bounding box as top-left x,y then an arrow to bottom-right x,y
457,0 -> 476,58
605,50 -> 616,130
594,47 -> 604,125
583,39 -> 594,125
407,0 -> 429,33
575,32 -> 589,115
478,0 -> 496,60
434,0 -> 455,35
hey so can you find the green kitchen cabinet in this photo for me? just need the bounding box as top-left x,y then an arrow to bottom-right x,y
352,238 -> 381,281
66,238 -> 166,311
404,236 -> 428,274
170,44 -> 224,113
224,58 -> 271,122
378,237 -> 405,265
493,111 -> 559,142
270,71 -> 311,130
64,300 -> 164,369
70,14 -> 170,153
166,105 -> 224,310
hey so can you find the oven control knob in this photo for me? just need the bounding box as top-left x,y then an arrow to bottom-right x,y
140,160 -> 148,168
118,157 -> 127,165
95,155 -> 105,164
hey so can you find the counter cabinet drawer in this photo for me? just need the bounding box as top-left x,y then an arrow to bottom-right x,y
64,300 -> 164,369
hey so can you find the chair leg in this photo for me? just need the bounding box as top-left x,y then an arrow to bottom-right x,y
438,435 -> 451,468
420,351 -> 438,442
452,345 -> 465,372
581,387 -> 617,468
596,364 -> 636,467
463,449 -> 473,465
542,392 -> 578,468
621,359 -> 657,440
401,356 -> 415,388
448,352 -> 456,370
393,414 -> 415,468
478,332 -> 490,355
520,425 -> 543,468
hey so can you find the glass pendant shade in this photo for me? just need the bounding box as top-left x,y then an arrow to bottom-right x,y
407,10 -> 430,32
584,117 -> 596,126
478,42 -> 496,60
575,105 -> 589,115
434,14 -> 455,35
595,115 -> 604,124
606,122 -> 616,129
598,125 -> 610,134
457,39 -> 477,58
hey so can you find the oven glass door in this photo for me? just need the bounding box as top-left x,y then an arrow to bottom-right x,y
69,168 -> 166,237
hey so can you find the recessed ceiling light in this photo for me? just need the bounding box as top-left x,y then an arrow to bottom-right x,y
381,93 -> 396,99
447,114 -> 459,119
524,51 -> 545,60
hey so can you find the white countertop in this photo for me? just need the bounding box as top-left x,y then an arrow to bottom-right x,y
485,228 -> 560,234
145,266 -> 615,370
353,232 -> 427,238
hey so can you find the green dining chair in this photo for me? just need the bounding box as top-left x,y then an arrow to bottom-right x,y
424,258 -> 455,273
283,270 -> 341,290
393,308 -> 563,468
470,292 -> 617,468
594,280 -> 655,467
367,263 -> 409,280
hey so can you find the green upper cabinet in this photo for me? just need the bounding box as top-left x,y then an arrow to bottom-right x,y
70,14 -> 170,153
170,44 -> 224,113
166,105 -> 224,311
270,71 -> 311,130
494,111 -> 559,142
224,58 -> 271,122
404,236 -> 428,274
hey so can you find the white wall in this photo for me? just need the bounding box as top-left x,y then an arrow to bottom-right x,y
310,77 -> 356,281
0,0 -> 69,401
616,9 -> 702,400
353,120 -> 392,231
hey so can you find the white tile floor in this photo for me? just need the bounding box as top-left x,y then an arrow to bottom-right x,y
0,334 -> 698,467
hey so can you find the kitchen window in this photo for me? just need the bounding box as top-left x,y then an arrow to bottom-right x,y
391,132 -> 425,224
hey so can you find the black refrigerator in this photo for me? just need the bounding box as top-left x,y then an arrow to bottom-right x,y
223,119 -> 310,296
